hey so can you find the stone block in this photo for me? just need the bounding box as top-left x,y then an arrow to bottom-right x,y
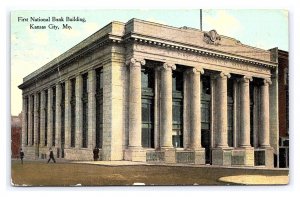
194,149 -> 206,165
265,147 -> 274,168
231,148 -> 254,166
124,148 -> 146,162
164,149 -> 176,164
212,148 -> 232,166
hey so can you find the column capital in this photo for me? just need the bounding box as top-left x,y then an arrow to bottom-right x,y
263,78 -> 272,85
162,62 -> 176,71
240,75 -> 253,83
127,58 -> 146,67
219,71 -> 231,79
188,67 -> 204,75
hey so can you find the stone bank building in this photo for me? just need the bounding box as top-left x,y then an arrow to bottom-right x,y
19,19 -> 280,168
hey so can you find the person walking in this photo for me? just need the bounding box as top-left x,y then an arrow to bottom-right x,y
93,146 -> 99,161
20,148 -> 24,165
47,148 -> 56,163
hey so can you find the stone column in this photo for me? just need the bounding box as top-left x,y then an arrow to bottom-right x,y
190,68 -> 204,150
75,75 -> 83,148
259,79 -> 272,148
55,83 -> 62,150
64,79 -> 71,149
216,72 -> 230,148
190,67 -> 206,165
239,76 -> 252,148
34,93 -> 39,158
212,72 -> 232,166
40,90 -> 46,147
88,69 -> 96,149
160,63 -> 176,149
47,88 -> 53,148
33,93 -> 39,146
28,95 -> 33,146
128,58 -> 145,149
21,96 -> 28,147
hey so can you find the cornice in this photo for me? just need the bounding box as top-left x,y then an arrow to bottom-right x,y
124,33 -> 277,69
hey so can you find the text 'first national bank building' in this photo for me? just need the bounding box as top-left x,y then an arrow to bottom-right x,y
19,18 -> 281,168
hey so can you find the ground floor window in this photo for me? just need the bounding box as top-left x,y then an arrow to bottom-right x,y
142,98 -> 154,148
172,100 -> 183,148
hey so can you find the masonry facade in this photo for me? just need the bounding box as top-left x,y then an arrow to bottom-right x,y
19,19 -> 279,168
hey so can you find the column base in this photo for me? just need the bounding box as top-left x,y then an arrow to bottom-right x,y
124,148 -> 146,162
194,148 -> 206,165
162,148 -> 176,164
212,147 -> 233,166
231,147 -> 254,166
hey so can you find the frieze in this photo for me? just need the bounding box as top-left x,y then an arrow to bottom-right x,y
134,43 -> 271,76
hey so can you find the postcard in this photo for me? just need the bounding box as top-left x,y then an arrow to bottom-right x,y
11,9 -> 289,186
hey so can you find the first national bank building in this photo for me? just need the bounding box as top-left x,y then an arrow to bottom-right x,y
18,18 -> 280,168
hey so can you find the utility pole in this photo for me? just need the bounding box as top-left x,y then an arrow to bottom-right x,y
200,9 -> 203,31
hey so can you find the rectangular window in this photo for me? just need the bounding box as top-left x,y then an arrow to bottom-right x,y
82,73 -> 88,148
96,68 -> 103,148
70,79 -> 76,147
61,83 -> 65,158
250,82 -> 254,147
31,95 -> 34,146
45,90 -> 48,146
26,97 -> 29,145
172,71 -> 183,148
52,86 -> 56,146
141,66 -> 155,148
227,79 -> 234,147
37,92 -> 41,145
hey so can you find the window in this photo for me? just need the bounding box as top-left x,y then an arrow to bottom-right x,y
141,66 -> 154,148
201,75 -> 211,164
31,95 -> 34,146
61,83 -> 65,158
250,82 -> 254,147
70,79 -> 76,147
52,86 -> 56,146
37,92 -> 41,145
26,97 -> 29,145
82,73 -> 88,148
96,68 -> 103,148
172,71 -> 183,148
45,90 -> 48,146
227,78 -> 234,147
201,75 -> 211,131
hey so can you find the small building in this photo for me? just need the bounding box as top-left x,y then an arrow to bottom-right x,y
18,19 -> 280,167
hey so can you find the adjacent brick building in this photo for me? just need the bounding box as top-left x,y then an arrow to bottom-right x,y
11,114 -> 22,158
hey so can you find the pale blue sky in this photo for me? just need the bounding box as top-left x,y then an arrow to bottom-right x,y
11,9 -> 288,115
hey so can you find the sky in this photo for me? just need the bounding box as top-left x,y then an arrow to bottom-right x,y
11,9 -> 288,115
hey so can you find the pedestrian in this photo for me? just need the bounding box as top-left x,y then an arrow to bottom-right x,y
47,148 -> 56,163
93,146 -> 99,161
20,148 -> 24,165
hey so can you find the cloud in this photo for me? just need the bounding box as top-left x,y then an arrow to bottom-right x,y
204,10 -> 243,37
